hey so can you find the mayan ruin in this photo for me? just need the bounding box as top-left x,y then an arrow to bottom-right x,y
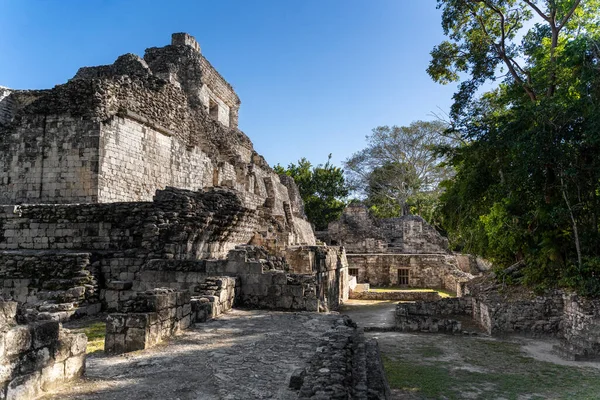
2,1 -> 600,399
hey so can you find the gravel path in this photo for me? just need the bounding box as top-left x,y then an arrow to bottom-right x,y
43,310 -> 341,400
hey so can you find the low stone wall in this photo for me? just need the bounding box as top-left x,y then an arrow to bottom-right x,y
555,293 -> 600,360
350,290 -> 441,301
105,288 -> 192,354
293,316 -> 390,399
471,292 -> 564,336
0,301 -> 87,399
395,298 -> 473,333
191,276 -> 239,322
240,271 -> 319,311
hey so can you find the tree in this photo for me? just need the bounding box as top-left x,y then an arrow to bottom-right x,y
430,0 -> 600,294
344,120 -> 455,218
274,155 -> 348,231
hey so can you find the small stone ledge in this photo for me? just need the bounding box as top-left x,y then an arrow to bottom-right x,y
105,288 -> 192,354
395,298 -> 473,333
0,300 -> 86,399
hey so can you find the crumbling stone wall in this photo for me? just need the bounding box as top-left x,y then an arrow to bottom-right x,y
105,288 -> 192,354
191,276 -> 239,322
0,300 -> 86,399
323,205 -> 449,254
293,315 -> 390,399
558,293 -> 600,360
0,33 -> 302,217
0,87 -> 15,126
0,251 -> 100,321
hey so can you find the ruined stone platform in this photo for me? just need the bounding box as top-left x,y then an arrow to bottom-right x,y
41,310 -> 357,399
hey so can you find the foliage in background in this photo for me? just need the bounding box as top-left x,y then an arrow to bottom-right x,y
344,120 -> 458,223
429,0 -> 600,295
274,155 -> 348,231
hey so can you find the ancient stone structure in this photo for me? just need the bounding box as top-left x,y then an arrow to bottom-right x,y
0,33 -> 359,397
395,278 -> 600,361
0,300 -> 86,399
319,204 -> 479,293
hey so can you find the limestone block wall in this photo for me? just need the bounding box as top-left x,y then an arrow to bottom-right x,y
0,301 -> 87,399
558,293 -> 600,360
0,116 -> 100,204
471,293 -> 564,336
395,298 -> 473,333
191,276 -> 239,322
105,288 -> 192,354
346,253 -> 471,291
98,115 -> 213,202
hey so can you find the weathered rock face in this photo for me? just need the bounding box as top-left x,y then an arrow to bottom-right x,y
320,205 -> 476,292
321,204 -> 449,254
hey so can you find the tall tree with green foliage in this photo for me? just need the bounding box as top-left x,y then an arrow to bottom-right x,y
344,120 -> 456,220
429,0 -> 600,294
274,155 -> 348,231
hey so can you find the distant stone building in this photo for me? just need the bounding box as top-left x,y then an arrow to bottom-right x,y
319,204 -> 477,291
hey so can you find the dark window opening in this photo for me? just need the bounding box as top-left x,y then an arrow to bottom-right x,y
209,99 -> 219,119
398,268 -> 410,286
349,268 -> 359,277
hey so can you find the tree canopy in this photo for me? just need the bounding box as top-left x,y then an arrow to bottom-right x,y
430,0 -> 600,294
274,155 -> 348,231
344,120 -> 456,220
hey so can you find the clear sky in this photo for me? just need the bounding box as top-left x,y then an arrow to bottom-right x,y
0,0 -> 459,168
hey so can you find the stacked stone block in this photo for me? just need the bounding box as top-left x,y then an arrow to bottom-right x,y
555,293 -> 600,360
395,298 -> 473,333
105,288 -> 192,354
240,271 -> 319,311
0,300 -> 86,399
190,277 -> 238,322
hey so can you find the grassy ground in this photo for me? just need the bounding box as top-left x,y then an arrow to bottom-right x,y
369,287 -> 455,298
374,332 -> 600,400
66,319 -> 106,355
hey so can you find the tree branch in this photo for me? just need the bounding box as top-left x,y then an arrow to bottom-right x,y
558,0 -> 582,30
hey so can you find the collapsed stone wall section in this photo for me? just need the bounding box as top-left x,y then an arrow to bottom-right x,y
0,300 -> 86,399
0,251 -> 100,321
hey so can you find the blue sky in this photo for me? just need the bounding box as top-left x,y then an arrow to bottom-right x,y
0,0 -> 459,168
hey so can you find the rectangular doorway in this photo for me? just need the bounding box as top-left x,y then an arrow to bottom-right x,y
397,268 -> 410,286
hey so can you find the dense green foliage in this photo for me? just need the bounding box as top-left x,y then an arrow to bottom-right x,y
429,0 -> 600,294
344,121 -> 455,223
274,155 -> 348,231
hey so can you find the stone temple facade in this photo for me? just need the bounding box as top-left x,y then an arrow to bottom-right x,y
318,204 -> 480,292
0,33 -> 362,398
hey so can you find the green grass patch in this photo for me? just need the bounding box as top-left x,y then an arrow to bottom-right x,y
71,321 -> 106,354
382,339 -> 600,399
370,287 -> 455,298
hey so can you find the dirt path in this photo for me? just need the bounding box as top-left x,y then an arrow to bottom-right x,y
43,310 -> 341,400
